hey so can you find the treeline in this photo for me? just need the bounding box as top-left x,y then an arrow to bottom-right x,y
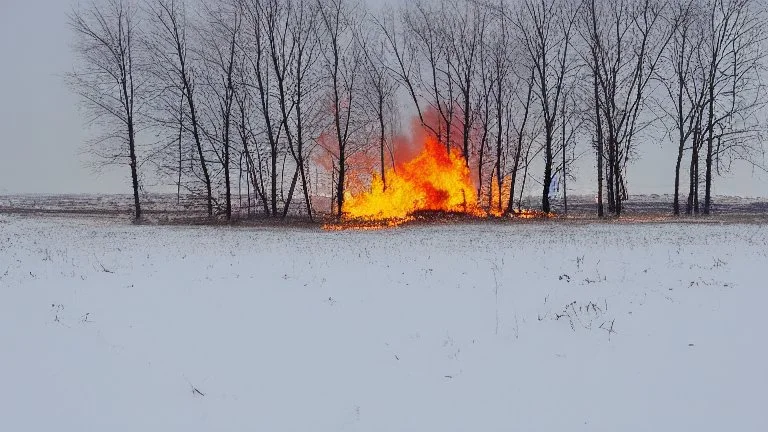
67,0 -> 768,220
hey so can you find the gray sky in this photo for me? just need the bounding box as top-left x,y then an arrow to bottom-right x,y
0,0 -> 766,197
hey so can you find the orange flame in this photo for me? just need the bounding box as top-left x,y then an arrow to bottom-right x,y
343,136 -> 480,219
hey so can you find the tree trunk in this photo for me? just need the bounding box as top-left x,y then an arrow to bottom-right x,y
673,132 -> 685,215
336,146 -> 345,218
507,134 -> 523,214
562,102 -> 567,216
462,89 -> 471,166
185,88 -> 212,217
687,140 -> 697,215
379,95 -> 386,190
224,133 -> 232,221
128,121 -> 141,220
281,166 -> 299,219
542,129 -> 553,213
693,153 -> 699,214
614,149 -> 622,216
177,95 -> 183,205
506,72 -> 532,215
496,84 -> 505,213
704,83 -> 715,215
606,139 -> 615,213
271,148 -> 278,216
596,137 -> 604,218
519,156 -> 530,210
593,97 -> 604,217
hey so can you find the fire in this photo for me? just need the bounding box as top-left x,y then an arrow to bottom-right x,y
488,176 -> 511,217
328,121 -> 554,227
343,136 -> 480,219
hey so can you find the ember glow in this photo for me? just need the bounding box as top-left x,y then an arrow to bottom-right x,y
343,136 -> 480,220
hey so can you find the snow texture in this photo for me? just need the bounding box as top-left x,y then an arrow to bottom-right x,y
1,214 -> 766,431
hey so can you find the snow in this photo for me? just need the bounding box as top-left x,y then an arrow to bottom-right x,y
1,214 -> 766,431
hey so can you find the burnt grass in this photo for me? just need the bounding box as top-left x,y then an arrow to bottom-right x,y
2,193 -> 768,227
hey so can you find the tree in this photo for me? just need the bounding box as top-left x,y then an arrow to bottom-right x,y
485,0 -> 515,213
318,0 -> 364,217
401,0 -> 457,149
446,0 -> 487,165
198,0 -> 243,220
656,0 -> 766,216
241,0 -> 287,217
145,0 -> 214,216
657,0 -> 707,215
506,65 -> 538,214
700,0 -> 767,214
515,0 -> 579,213
579,0 -> 674,216
69,0 -> 146,219
357,16 -> 398,190
267,0 -> 322,220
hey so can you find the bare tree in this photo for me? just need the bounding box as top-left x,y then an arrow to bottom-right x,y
357,16 -> 398,189
145,0 -> 214,216
402,0 -> 457,149
476,36 -> 494,207
656,0 -> 707,215
232,58 -> 272,215
655,0 -> 765,216
446,0 -> 487,165
197,1 -> 243,220
240,0 -> 289,217
264,0 -> 322,220
317,0 -> 364,217
376,7 -> 430,136
579,0 -> 674,216
506,66 -> 538,214
515,0 -> 579,213
700,0 -> 767,214
485,0 -> 514,213
69,0 -> 146,219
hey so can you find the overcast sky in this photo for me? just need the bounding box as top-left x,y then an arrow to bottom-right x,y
1,0 -> 766,197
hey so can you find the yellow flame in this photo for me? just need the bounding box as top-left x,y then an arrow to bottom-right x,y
344,137 -> 479,219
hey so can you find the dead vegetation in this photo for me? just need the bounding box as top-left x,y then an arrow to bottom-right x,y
2,193 -> 768,228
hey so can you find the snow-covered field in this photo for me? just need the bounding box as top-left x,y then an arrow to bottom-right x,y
1,214 -> 766,431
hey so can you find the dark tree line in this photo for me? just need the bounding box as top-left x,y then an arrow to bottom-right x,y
68,0 -> 767,220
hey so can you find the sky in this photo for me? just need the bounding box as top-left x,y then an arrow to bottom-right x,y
0,0 -> 766,197
0,1 -> 127,194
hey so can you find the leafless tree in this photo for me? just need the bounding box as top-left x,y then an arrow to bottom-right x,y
68,0 -> 147,219
401,0 -> 458,150
356,16 -> 398,189
505,66 -> 538,214
656,0 -> 708,215
484,0 -> 514,213
232,57 -> 271,215
579,0 -> 674,216
376,7 -> 430,135
267,0 -> 322,220
476,37 -> 495,207
445,0 -> 487,165
655,0 -> 766,216
699,0 -> 767,214
240,0 -> 289,216
145,0 -> 214,216
515,0 -> 579,213
197,1 -> 243,220
317,0 -> 365,217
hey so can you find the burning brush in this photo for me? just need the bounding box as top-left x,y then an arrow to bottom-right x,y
323,136 -> 550,230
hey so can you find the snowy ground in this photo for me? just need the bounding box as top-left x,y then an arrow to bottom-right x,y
1,214 -> 766,431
